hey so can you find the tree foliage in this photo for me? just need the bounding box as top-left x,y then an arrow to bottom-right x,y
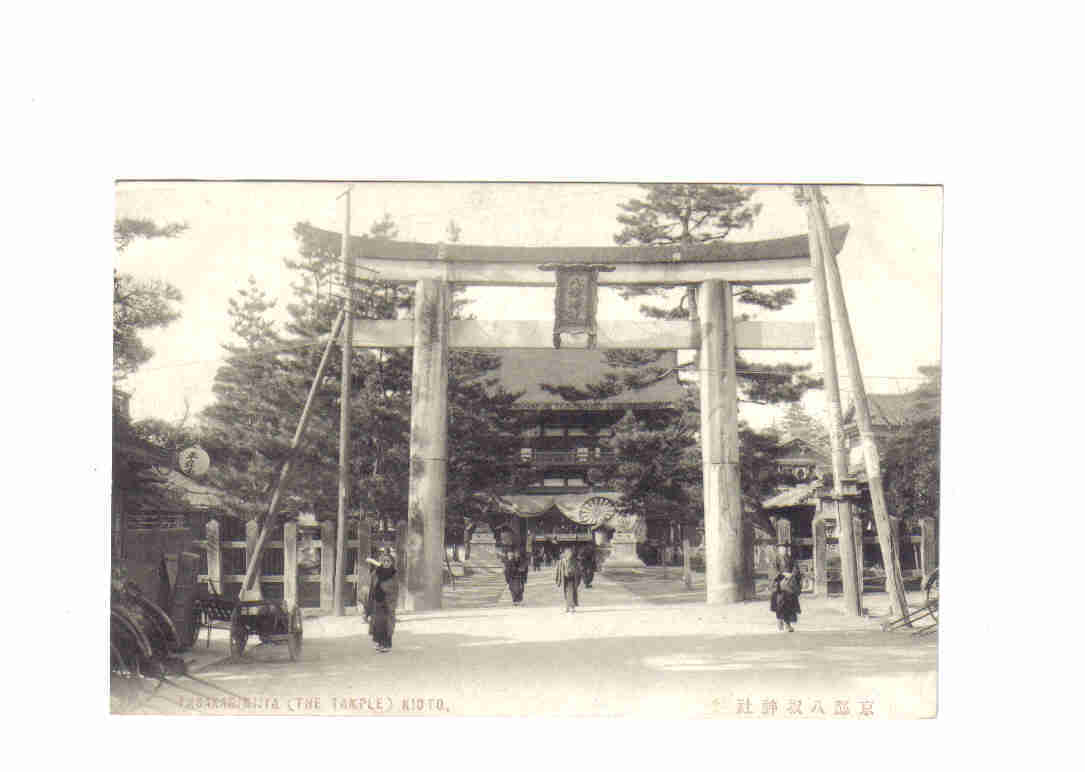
546,185 -> 820,533
780,402 -> 830,455
613,184 -> 794,314
113,218 -> 192,518
199,216 -> 529,541
599,389 -> 794,528
540,185 -> 819,406
113,219 -> 187,383
883,365 -> 941,520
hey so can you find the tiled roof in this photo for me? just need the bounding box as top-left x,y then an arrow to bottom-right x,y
497,349 -> 685,407
763,481 -> 821,509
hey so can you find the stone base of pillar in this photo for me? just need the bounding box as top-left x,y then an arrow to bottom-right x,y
599,539 -> 646,569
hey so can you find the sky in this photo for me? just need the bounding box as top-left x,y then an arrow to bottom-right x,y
113,182 -> 942,429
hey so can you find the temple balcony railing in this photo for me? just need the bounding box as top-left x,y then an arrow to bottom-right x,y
517,448 -> 616,466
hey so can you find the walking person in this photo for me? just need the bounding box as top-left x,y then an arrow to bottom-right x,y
364,551 -> 399,652
555,546 -> 581,612
504,549 -> 527,605
769,545 -> 802,632
579,546 -> 596,589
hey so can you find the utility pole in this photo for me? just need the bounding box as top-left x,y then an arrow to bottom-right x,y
803,185 -> 863,616
809,187 -> 909,619
333,187 -> 353,616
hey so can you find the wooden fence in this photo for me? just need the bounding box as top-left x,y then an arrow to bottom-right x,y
756,516 -> 937,596
193,518 -> 380,612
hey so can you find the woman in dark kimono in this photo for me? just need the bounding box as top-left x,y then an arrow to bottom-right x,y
578,546 -> 596,589
555,547 -> 581,612
504,549 -> 527,605
769,547 -> 802,632
364,552 -> 399,652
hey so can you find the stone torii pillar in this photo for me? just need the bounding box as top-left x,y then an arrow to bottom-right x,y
699,280 -> 746,603
405,277 -> 450,611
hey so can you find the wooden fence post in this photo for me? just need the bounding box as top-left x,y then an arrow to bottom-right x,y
205,518 -> 222,595
356,518 -> 371,607
813,517 -> 827,598
320,520 -> 336,613
852,513 -> 864,597
283,521 -> 298,611
244,519 -> 263,601
395,521 -> 408,611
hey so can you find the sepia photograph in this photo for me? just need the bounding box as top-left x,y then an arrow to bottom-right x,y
110,181 -> 941,719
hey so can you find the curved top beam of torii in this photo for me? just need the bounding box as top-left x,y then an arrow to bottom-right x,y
315,224 -> 850,287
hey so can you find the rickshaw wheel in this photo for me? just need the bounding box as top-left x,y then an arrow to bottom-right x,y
925,571 -> 939,622
287,605 -> 303,661
229,607 -> 247,659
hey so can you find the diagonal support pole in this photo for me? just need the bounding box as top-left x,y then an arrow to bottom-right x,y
240,309 -> 346,596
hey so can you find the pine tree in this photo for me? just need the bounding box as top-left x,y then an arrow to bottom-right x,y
883,365 -> 941,521
113,218 -> 191,518
543,184 -> 820,404
546,185 -> 819,545
200,216 -> 530,544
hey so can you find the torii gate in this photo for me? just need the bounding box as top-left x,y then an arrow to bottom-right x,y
336,224 -> 850,611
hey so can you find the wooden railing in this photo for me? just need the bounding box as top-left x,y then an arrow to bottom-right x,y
193,518 -> 374,611
520,448 -> 616,465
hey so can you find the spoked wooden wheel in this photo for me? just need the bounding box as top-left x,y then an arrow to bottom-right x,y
229,607 -> 248,659
925,570 -> 939,622
287,606 -> 303,661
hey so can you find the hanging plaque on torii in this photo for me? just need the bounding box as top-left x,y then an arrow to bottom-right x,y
537,263 -> 616,348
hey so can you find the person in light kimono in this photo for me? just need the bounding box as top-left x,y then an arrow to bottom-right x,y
555,547 -> 581,612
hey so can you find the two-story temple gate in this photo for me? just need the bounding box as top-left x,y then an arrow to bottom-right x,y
330,224 -> 850,611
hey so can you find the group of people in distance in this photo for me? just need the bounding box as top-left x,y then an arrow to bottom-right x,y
503,544 -> 596,612
359,540 -> 804,655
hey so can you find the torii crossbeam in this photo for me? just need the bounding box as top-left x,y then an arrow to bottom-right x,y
330,225 -> 849,610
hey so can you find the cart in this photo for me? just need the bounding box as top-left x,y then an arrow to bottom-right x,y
882,568 -> 938,636
194,586 -> 303,661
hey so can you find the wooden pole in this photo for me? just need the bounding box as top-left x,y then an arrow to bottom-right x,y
809,187 -> 909,619
205,519 -> 221,595
699,280 -> 745,604
320,520 -> 336,613
333,191 -> 353,616
802,185 -> 862,616
405,276 -> 451,610
242,520 -> 263,601
239,310 -> 346,595
283,521 -> 298,610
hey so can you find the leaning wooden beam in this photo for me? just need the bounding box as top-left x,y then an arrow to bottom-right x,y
350,319 -> 815,350
239,309 -> 347,596
812,187 -> 909,619
803,186 -> 863,617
